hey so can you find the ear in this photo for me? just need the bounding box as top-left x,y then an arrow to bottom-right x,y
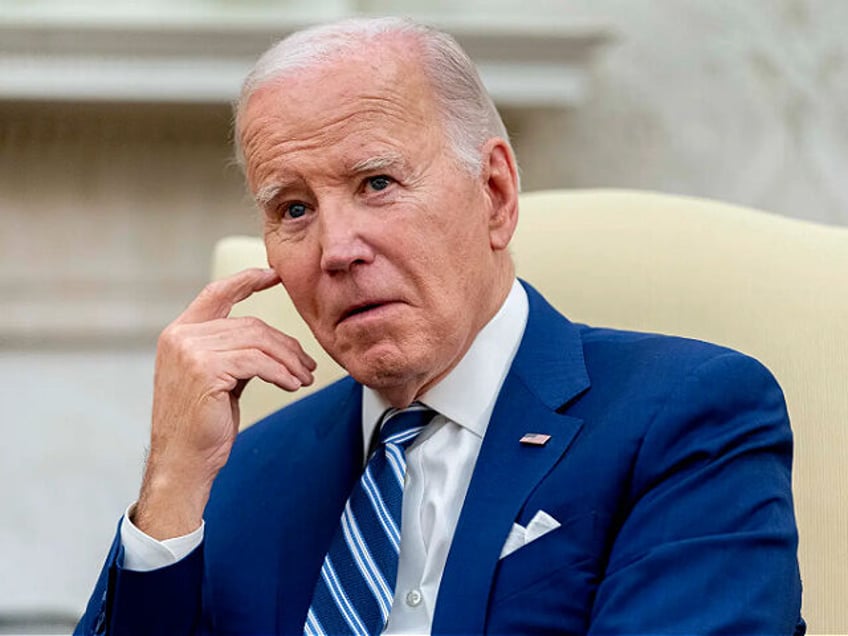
480,138 -> 520,251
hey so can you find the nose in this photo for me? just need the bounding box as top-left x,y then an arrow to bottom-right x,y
318,203 -> 376,273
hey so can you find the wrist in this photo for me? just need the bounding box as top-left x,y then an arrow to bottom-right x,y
135,466 -> 213,540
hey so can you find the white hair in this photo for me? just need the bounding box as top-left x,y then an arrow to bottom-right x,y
233,16 -> 514,178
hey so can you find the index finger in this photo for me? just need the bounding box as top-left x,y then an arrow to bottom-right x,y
177,267 -> 281,324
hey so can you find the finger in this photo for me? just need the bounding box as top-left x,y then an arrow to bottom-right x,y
177,268 -> 281,324
184,317 -> 317,382
218,349 -> 306,393
228,316 -> 318,376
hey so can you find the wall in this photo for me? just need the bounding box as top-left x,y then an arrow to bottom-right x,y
516,0 -> 848,226
0,102 -> 255,619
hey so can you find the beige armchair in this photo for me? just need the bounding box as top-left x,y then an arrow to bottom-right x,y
212,188 -> 848,634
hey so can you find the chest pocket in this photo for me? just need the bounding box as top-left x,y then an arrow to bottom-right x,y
490,510 -> 602,604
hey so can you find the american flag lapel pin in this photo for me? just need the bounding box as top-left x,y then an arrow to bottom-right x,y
519,433 -> 551,446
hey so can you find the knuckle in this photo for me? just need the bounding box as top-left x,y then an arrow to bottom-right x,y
279,331 -> 298,346
158,327 -> 203,369
157,323 -> 181,349
200,280 -> 225,299
182,349 -> 211,379
237,316 -> 267,339
272,329 -> 298,350
243,315 -> 266,330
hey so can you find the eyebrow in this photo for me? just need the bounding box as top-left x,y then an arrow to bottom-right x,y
254,183 -> 284,207
349,152 -> 406,174
253,152 -> 408,207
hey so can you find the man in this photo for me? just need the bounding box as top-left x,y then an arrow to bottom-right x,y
76,17 -> 803,636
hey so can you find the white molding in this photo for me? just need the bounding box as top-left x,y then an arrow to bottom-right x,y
0,11 -> 614,108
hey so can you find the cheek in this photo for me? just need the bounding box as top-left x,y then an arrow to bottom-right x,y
265,240 -> 320,318
405,225 -> 485,316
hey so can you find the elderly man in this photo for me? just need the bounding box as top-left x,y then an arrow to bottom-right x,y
76,17 -> 803,636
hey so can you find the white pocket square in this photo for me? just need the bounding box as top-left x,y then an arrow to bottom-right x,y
499,510 -> 561,559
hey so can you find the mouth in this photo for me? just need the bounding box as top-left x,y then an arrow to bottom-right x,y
337,300 -> 398,325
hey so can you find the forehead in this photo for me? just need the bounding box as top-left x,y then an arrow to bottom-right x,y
238,42 -> 443,189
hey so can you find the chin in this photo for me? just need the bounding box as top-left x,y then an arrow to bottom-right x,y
337,342 -> 425,392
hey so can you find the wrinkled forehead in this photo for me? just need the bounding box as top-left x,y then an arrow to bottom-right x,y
237,35 -> 438,141
236,45 -> 447,192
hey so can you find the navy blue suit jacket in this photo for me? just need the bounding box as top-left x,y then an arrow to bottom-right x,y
77,283 -> 803,635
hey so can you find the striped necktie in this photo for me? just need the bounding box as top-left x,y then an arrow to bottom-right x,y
305,403 -> 434,636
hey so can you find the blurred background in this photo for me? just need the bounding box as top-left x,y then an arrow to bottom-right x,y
1,0 -> 846,630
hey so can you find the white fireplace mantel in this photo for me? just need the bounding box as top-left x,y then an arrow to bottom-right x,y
0,7 -> 614,108
0,6 -> 614,348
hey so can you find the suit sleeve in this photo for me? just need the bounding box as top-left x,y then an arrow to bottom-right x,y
588,351 -> 804,635
74,517 -> 205,636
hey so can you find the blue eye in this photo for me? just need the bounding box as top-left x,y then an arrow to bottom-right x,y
286,202 -> 307,219
366,175 -> 392,191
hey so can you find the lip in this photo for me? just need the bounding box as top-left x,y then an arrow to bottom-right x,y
336,300 -> 403,326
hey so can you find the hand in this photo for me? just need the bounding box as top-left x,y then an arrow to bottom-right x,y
133,268 -> 316,540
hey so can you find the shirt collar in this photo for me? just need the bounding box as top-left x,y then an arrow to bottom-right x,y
361,279 -> 529,461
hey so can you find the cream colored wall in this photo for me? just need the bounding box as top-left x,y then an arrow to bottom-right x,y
0,102 -> 259,619
514,0 -> 848,226
0,102 -> 258,347
1,0 -> 846,621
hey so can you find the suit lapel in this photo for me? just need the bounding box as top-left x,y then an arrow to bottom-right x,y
433,282 -> 590,635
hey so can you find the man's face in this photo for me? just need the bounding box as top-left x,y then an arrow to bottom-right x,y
238,43 -> 514,402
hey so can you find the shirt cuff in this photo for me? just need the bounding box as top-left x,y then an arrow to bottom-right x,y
119,502 -> 205,572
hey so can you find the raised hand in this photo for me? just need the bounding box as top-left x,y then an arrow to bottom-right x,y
133,268 -> 316,539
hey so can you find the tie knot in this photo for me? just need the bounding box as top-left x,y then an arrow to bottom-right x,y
378,403 -> 434,448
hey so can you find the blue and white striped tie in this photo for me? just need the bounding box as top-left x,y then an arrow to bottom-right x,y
305,403 -> 434,636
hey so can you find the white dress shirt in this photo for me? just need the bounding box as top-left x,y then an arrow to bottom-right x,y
121,279 -> 529,635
